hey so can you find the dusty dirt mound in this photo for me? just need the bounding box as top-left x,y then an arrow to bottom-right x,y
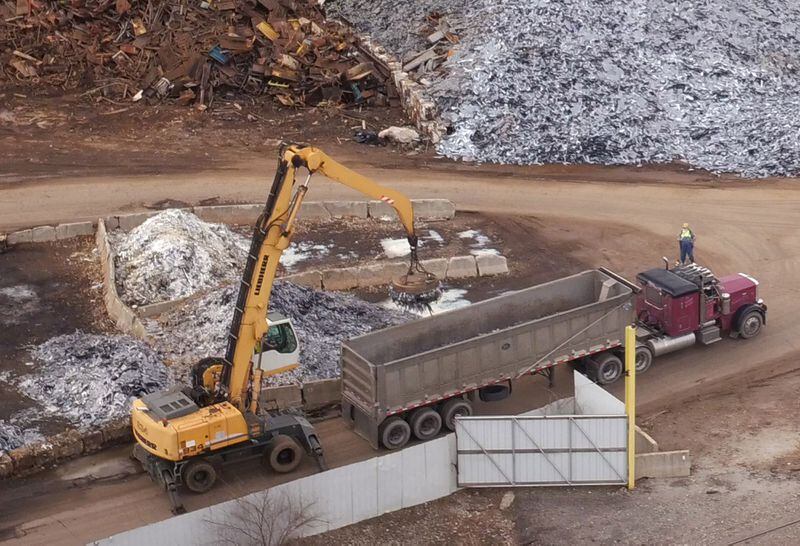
112,209 -> 248,306
19,333 -> 170,429
146,281 -> 411,384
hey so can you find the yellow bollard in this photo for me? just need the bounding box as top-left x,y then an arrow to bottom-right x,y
625,324 -> 637,489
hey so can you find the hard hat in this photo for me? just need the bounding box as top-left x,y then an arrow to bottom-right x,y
682,222 -> 689,228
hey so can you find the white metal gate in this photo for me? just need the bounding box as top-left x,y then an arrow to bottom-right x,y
455,415 -> 628,486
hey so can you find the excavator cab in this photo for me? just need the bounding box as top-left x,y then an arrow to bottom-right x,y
252,312 -> 300,376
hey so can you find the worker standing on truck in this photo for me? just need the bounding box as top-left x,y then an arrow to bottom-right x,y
678,223 -> 696,264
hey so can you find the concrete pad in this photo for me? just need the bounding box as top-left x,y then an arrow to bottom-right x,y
476,254 -> 509,276
412,199 -> 455,220
0,454 -> 13,478
30,225 -> 56,242
420,257 -> 448,278
56,221 -> 95,240
281,270 -> 323,289
193,204 -> 262,225
299,201 -> 332,220
262,384 -> 303,410
446,255 -> 478,279
324,201 -> 368,218
635,426 -> 659,454
7,229 -> 33,244
303,379 -> 342,410
322,266 -> 360,291
635,450 -> 691,479
117,212 -> 157,232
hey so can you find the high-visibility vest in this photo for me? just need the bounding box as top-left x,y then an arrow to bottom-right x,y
680,228 -> 693,240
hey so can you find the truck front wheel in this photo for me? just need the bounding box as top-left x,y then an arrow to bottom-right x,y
739,311 -> 764,339
635,346 -> 654,374
381,417 -> 411,450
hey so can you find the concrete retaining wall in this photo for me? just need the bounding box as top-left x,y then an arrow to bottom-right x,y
96,219 -> 148,339
635,450 -> 691,479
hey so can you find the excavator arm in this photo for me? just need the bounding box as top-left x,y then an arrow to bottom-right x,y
220,144 -> 433,410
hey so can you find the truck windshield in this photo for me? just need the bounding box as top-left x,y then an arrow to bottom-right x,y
645,285 -> 663,307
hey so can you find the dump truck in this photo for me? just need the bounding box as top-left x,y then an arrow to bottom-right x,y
342,264 -> 766,450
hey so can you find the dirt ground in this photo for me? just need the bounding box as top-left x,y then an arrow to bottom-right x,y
0,238 -> 111,436
301,355 -> 800,545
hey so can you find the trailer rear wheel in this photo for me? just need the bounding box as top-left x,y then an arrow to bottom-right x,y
739,311 -> 763,339
440,399 -> 473,431
410,408 -> 442,441
635,346 -> 653,374
183,459 -> 217,493
266,435 -> 302,473
381,417 -> 411,450
591,354 -> 624,385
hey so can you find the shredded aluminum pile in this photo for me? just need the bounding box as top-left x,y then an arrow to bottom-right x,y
329,0 -> 800,177
112,209 -> 248,306
0,421 -> 44,456
19,333 -> 170,429
146,281 -> 411,384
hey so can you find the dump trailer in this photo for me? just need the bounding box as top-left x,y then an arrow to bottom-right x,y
341,269 -> 635,450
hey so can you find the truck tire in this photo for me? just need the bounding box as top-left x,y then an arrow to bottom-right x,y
182,459 -> 217,493
381,417 -> 411,450
591,353 -> 624,385
479,384 -> 510,402
266,435 -> 302,473
738,310 -> 764,339
635,346 -> 653,374
440,399 -> 473,432
409,408 -> 442,441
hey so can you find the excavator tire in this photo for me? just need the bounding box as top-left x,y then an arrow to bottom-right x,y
183,459 -> 217,493
266,435 -> 303,474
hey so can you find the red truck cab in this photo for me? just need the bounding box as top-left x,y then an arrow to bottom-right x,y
632,264 -> 766,369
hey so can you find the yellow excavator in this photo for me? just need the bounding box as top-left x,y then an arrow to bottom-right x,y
131,144 -> 439,513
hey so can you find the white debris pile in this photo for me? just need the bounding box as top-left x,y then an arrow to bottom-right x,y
20,333 -> 170,429
146,281 -> 411,384
329,0 -> 800,177
112,209 -> 248,306
0,421 -> 44,456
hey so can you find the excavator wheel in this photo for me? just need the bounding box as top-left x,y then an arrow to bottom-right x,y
265,435 -> 303,473
182,459 -> 217,494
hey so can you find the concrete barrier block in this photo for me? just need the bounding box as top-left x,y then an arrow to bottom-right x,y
412,199 -> 455,220
299,201 -> 332,220
358,262 -> 408,287
281,270 -> 323,289
52,430 -> 84,460
8,229 -> 33,244
262,384 -> 303,410
32,441 -> 55,468
9,445 -> 37,472
117,212 -> 157,232
420,258 -> 448,279
103,419 -> 133,444
103,216 -> 121,230
446,255 -> 478,279
635,426 -> 659,454
30,225 -> 56,242
193,204 -> 262,225
368,200 -> 397,221
56,221 -> 95,240
322,267 -> 360,291
137,297 -> 189,319
0,454 -> 13,479
476,254 -> 509,276
303,379 -> 342,410
635,450 -> 691,479
81,430 -> 104,453
323,201 -> 368,218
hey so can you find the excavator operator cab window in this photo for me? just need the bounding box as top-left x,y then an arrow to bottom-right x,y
253,317 -> 300,376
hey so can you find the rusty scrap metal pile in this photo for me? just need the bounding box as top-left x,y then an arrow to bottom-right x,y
0,0 -> 391,108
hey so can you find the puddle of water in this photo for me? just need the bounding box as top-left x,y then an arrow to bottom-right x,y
380,287 -> 471,316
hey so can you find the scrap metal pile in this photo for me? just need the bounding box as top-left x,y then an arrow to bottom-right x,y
1,0 -> 391,108
146,280 -> 410,384
330,0 -> 800,177
17,333 -> 169,430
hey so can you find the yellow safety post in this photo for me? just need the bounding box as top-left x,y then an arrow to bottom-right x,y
625,324 -> 637,489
